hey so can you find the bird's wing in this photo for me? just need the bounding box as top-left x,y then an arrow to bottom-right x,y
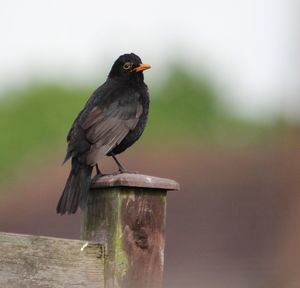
81,99 -> 143,165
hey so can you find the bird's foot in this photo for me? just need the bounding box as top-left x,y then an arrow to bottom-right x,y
113,169 -> 139,175
91,173 -> 108,183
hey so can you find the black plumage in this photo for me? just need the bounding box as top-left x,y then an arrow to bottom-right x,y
56,53 -> 150,214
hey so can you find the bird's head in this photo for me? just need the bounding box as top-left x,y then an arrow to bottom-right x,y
108,53 -> 151,81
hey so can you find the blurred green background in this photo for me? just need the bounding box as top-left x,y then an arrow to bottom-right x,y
0,67 -> 293,184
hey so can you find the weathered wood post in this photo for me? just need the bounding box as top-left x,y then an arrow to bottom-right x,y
80,173 -> 179,288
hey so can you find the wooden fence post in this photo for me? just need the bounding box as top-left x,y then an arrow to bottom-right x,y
80,173 -> 179,288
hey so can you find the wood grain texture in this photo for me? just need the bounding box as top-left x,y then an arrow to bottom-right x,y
91,173 -> 180,191
0,232 -> 104,288
81,187 -> 167,288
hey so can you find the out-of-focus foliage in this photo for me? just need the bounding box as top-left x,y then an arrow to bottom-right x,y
0,85 -> 89,182
149,68 -> 224,138
0,68 -> 285,182
147,67 -> 280,144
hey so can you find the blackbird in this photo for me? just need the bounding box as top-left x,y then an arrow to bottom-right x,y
56,53 -> 151,214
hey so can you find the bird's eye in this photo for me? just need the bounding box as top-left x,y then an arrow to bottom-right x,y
123,62 -> 132,70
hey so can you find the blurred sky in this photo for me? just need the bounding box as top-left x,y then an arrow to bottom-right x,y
1,0 -> 299,120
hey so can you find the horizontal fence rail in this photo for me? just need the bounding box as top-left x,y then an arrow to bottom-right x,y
0,232 -> 104,288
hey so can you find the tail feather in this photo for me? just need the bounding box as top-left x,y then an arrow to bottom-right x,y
56,158 -> 93,215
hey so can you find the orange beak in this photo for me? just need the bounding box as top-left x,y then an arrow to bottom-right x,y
134,63 -> 151,72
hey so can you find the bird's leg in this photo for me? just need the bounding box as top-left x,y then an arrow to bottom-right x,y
111,154 -> 127,173
95,163 -> 102,175
92,163 -> 105,183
